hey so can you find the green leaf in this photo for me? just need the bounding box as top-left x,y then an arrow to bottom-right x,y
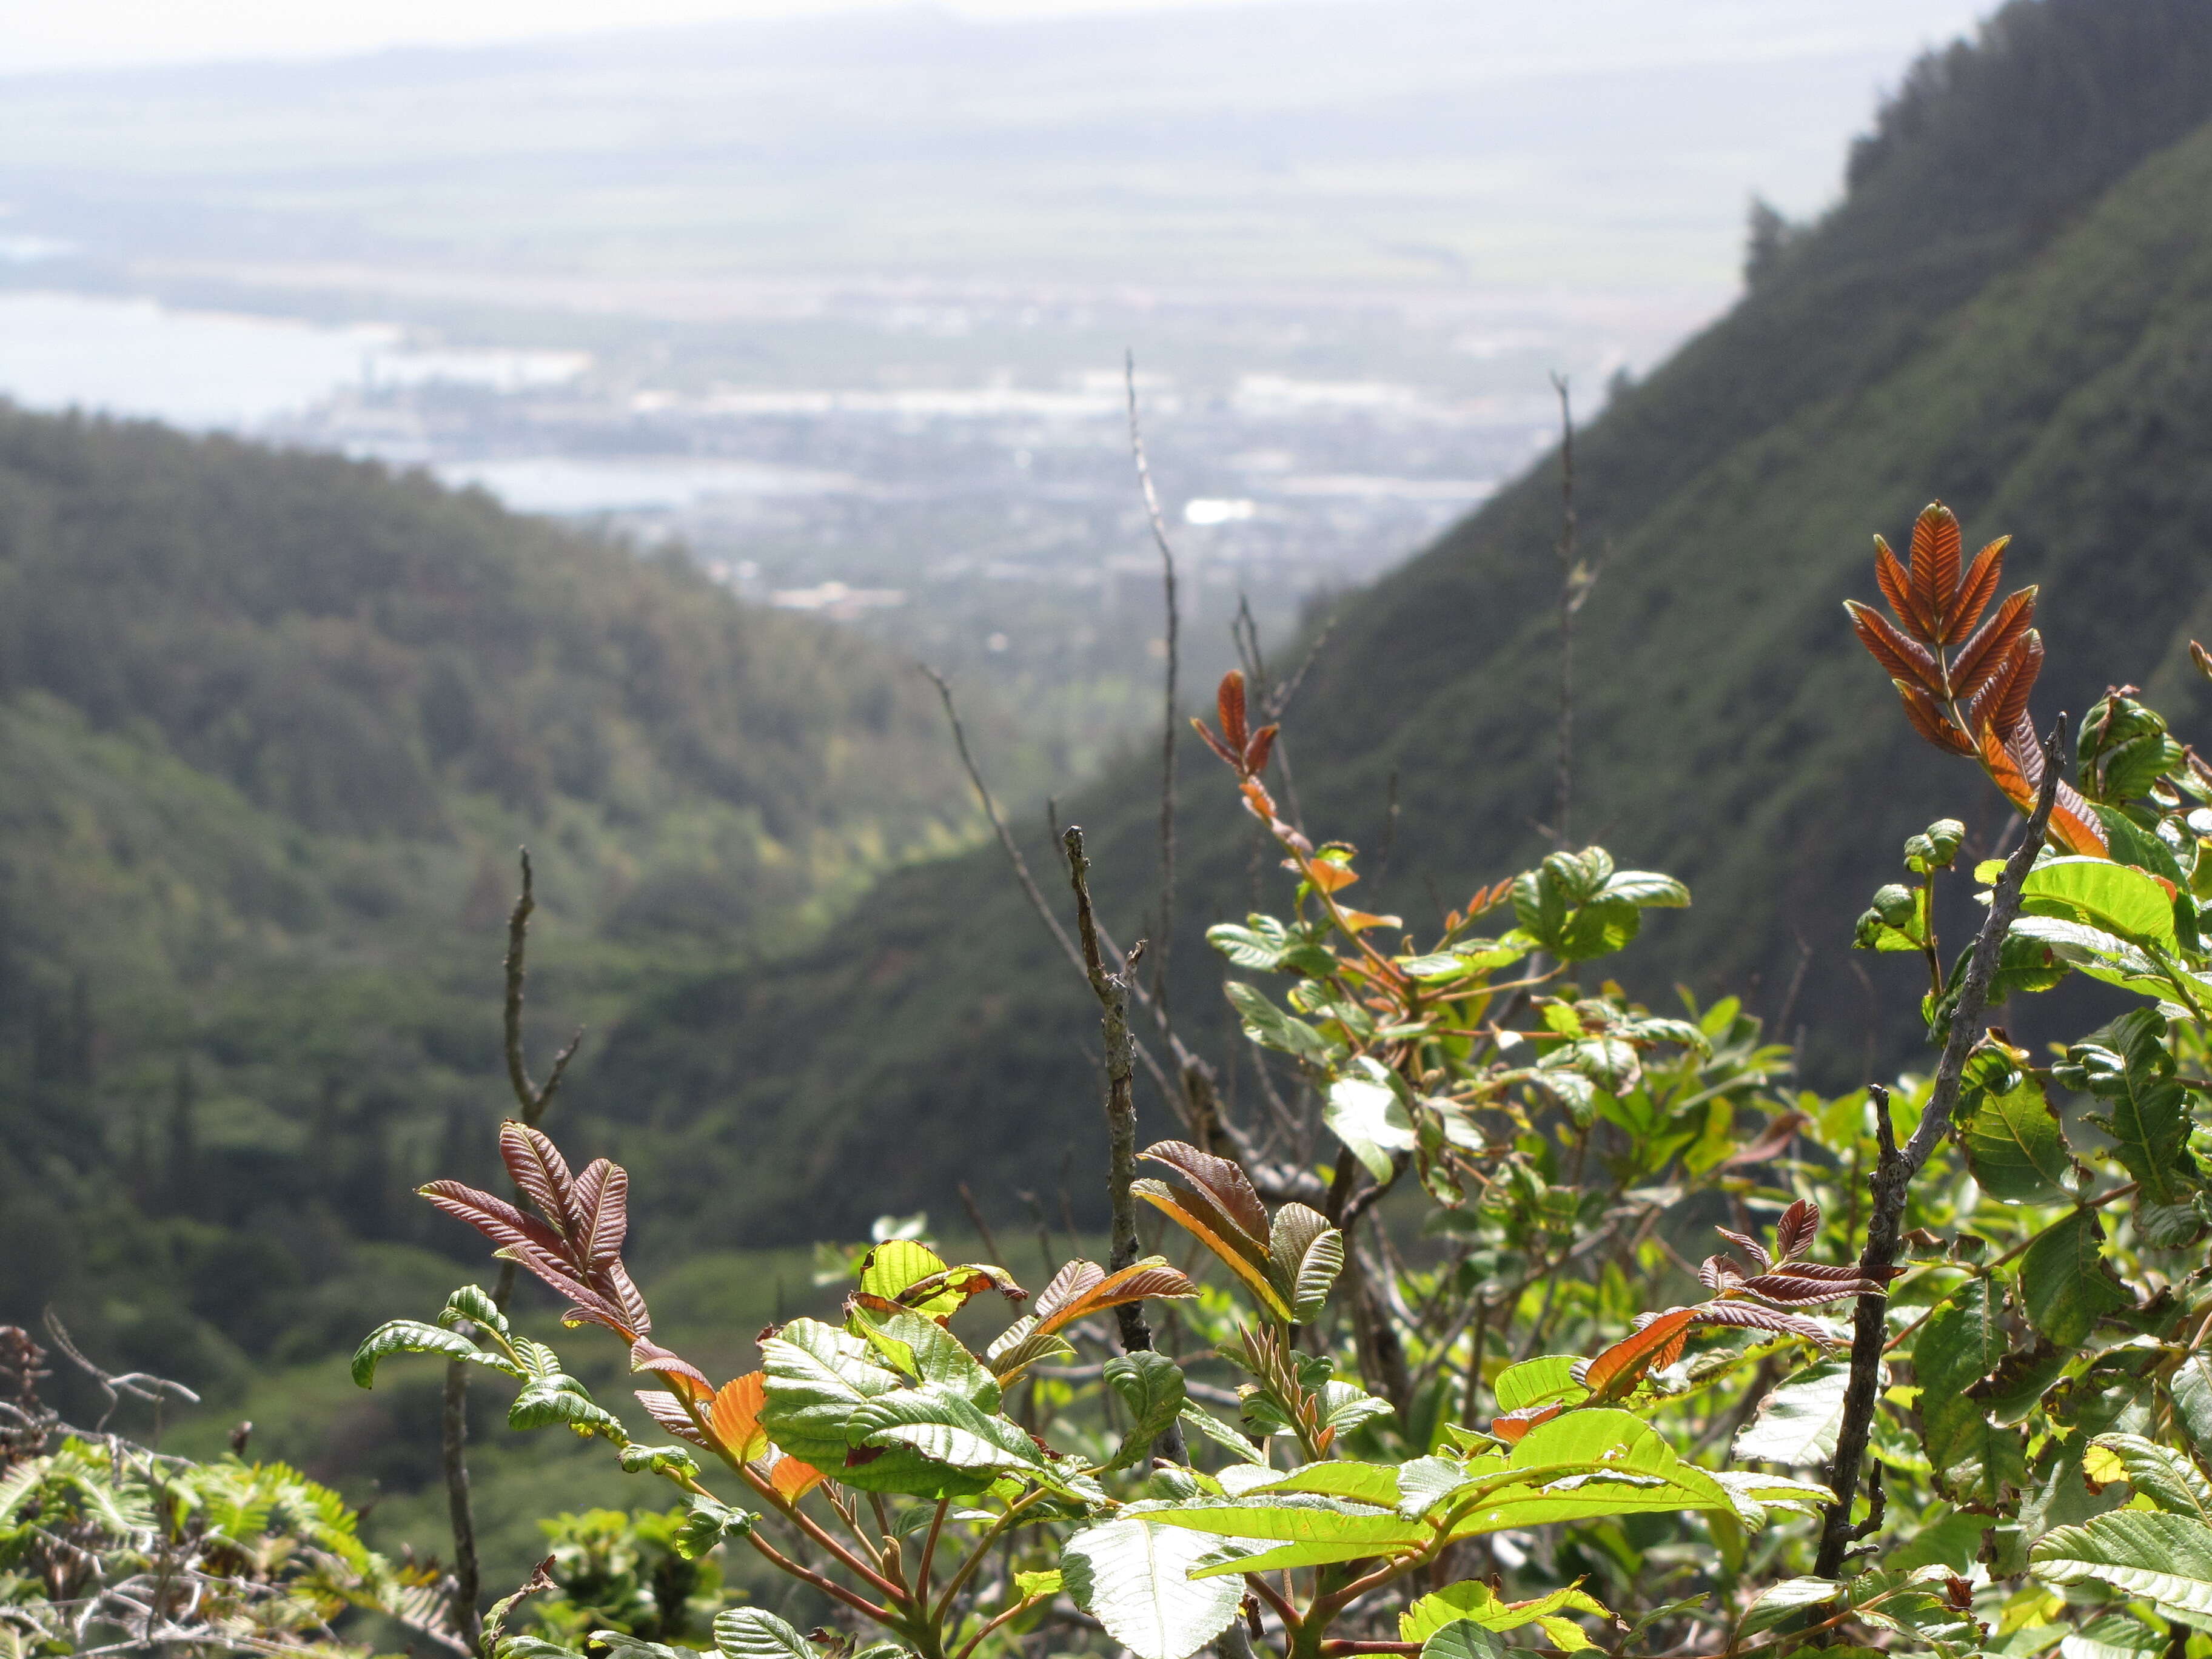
1557,896 -> 1641,962
592,1637 -> 691,1659
618,1444 -> 700,1478
1268,1204 -> 1344,1324
1601,871 -> 1690,908
1015,1568 -> 1064,1600
509,1376 -> 625,1438
1440,1408 -> 1737,1538
1061,1516 -> 1248,1659
674,1496 -> 753,1560
1735,1577 -> 1838,1638
2170,1351 -> 2212,1464
1913,1278 -> 2025,1504
1732,1358 -> 1853,1467
714,1607 -> 818,1659
759,1318 -> 907,1466
1252,1461 -> 1401,1508
1104,1352 -> 1187,1471
2022,858 -> 2177,949
1420,1625 -> 1507,1659
2073,1010 -> 2197,1208
1394,1456 -> 1472,1520
2060,1612 -> 2167,1659
1147,1493 -> 1428,1552
1225,981 -> 1335,1067
1491,1356 -> 1587,1414
2019,1211 -> 2131,1347
1208,917 -> 1291,971
2086,1433 -> 2212,1523
1401,1581 -> 1612,1642
2012,916 -> 2177,1002
1960,1074 -> 2074,1202
1324,1072 -> 1416,1181
440,1284 -> 511,1339
350,1320 -> 515,1388
2032,1510 -> 2212,1624
1178,1406 -> 1265,1464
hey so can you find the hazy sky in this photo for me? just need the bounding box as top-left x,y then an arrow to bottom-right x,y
11,0 -> 1994,75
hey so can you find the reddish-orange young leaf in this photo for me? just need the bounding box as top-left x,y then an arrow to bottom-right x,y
1651,1327 -> 1690,1369
574,1159 -> 629,1267
1846,601 -> 1944,695
1689,1300 -> 1832,1341
1719,1112 -> 1807,1168
1218,671 -> 1250,755
1948,536 -> 2011,643
501,1120 -> 583,1233
769,1452 -> 826,1501
1299,857 -> 1360,894
1490,1400 -> 1564,1443
1992,632 -> 2043,737
635,1389 -> 711,1448
1897,683 -> 1976,757
1978,721 -> 2036,813
1951,587 -> 2037,698
631,1339 -> 711,1396
2050,786 -> 2112,857
1140,1141 -> 1271,1242
1909,502 -> 1963,637
1337,909 -> 1402,933
1191,715 -> 1239,768
1873,534 -> 1927,638
709,1372 -> 770,1461
1131,1184 -> 1291,1318
1036,1261 -> 1199,1335
2193,641 -> 2212,684
1574,1306 -> 1698,1401
1774,1199 -> 1819,1261
1243,724 -> 1279,777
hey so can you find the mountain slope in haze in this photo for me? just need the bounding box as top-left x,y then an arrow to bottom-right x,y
0,407 -> 985,1387
592,0 -> 2212,1244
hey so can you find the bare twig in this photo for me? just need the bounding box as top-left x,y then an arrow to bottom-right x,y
1064,825 -> 1185,1461
956,1182 -> 1006,1264
1814,715 -> 2067,1577
1127,352 -> 1181,1009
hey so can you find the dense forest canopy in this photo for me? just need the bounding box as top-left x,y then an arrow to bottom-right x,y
0,408 -> 987,1391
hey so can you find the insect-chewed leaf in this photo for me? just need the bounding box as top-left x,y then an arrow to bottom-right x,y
709,1373 -> 770,1461
1847,601 -> 1943,694
1873,534 -> 1928,637
1575,1307 -> 1698,1400
858,1239 -> 954,1310
1951,586 -> 2036,695
1909,501 -> 1963,634
1949,535 -> 2009,642
1138,1142 -> 1270,1246
501,1120 -> 582,1233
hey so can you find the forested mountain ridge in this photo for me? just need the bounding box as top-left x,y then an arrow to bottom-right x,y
592,0 -> 2212,1244
0,407 -> 985,1385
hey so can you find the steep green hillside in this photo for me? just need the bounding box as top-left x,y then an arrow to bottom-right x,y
0,409 -> 987,1387
592,0 -> 2212,1243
